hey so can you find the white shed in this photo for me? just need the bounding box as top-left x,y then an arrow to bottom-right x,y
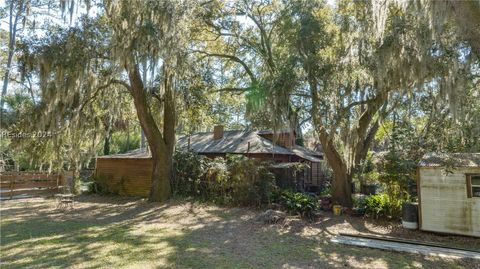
418,153 -> 480,237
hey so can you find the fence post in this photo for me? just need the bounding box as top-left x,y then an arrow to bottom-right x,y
10,165 -> 19,199
56,173 -> 60,191
9,174 -> 14,200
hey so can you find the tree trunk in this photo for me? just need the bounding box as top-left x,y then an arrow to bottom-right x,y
1,0 -> 23,110
103,131 -> 111,155
450,1 -> 480,55
150,150 -> 172,202
330,165 -> 353,207
126,57 -> 174,202
103,116 -> 112,155
317,126 -> 353,207
308,76 -> 353,207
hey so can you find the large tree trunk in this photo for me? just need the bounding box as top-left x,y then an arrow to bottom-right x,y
103,118 -> 112,155
449,1 -> 480,55
1,0 -> 23,110
103,131 -> 111,155
330,165 -> 353,207
309,77 -> 353,207
317,126 -> 353,207
126,59 -> 174,202
150,149 -> 172,202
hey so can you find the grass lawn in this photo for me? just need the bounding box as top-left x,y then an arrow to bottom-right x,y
0,195 -> 477,269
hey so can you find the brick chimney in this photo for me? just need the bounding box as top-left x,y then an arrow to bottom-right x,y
213,125 -> 224,140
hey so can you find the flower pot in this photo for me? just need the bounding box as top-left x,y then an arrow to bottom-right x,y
333,205 -> 342,216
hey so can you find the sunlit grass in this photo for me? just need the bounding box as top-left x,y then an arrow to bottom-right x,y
0,195 -> 473,269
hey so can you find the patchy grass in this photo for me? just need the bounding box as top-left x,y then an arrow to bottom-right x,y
0,195 -> 476,269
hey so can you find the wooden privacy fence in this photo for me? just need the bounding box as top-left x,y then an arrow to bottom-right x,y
0,171 -> 65,199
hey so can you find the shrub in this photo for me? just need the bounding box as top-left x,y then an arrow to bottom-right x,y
204,157 -> 230,204
352,194 -> 366,209
172,151 -> 276,207
89,174 -> 112,194
276,190 -> 318,219
364,193 -> 402,219
226,154 -> 276,206
319,186 -> 331,198
172,150 -> 210,196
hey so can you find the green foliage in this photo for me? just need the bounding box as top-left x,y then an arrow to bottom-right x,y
5,0 -> 479,207
275,190 -> 318,219
365,193 -> 402,219
319,187 -> 331,198
352,195 -> 366,209
226,154 -> 275,206
371,119 -> 418,217
172,151 -> 275,207
172,150 -> 210,196
89,174 -> 112,195
107,130 -> 141,155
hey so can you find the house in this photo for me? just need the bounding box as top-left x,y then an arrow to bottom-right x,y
95,126 -> 325,197
417,153 -> 480,237
176,126 -> 325,191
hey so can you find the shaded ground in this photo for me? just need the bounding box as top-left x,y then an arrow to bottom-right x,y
0,195 -> 478,269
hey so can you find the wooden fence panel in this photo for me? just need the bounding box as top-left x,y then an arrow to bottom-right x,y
0,171 -> 66,199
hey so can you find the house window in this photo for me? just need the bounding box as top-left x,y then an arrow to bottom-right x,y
467,174 -> 480,198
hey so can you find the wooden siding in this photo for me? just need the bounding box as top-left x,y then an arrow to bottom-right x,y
419,167 -> 480,237
95,158 -> 153,197
311,162 -> 321,186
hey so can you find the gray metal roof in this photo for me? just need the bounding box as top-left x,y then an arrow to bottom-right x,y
177,130 -> 293,155
98,130 -> 323,162
419,153 -> 480,167
291,146 -> 323,162
177,130 -> 322,162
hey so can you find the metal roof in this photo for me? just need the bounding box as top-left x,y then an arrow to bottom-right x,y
419,153 -> 480,167
176,130 -> 293,155
98,130 -> 323,163
177,130 -> 322,162
291,146 -> 323,162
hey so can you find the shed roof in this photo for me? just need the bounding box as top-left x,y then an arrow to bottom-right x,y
419,153 -> 480,167
97,148 -> 151,159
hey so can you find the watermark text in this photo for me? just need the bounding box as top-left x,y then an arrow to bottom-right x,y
0,131 -> 54,139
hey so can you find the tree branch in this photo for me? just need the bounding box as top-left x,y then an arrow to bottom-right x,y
192,50 -> 257,84
79,79 -> 130,112
210,87 -> 250,94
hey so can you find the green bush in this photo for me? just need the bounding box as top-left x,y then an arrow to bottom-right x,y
352,194 -> 366,208
276,190 -> 318,219
172,150 -> 210,196
89,174 -> 112,194
226,154 -> 276,206
172,151 -> 276,207
364,193 -> 402,219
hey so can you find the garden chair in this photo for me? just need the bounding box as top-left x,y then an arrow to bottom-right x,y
55,186 -> 75,210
